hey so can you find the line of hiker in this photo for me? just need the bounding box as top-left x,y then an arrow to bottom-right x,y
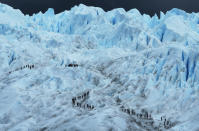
8,64 -> 35,74
120,106 -> 154,129
160,116 -> 174,129
120,105 -> 175,129
120,106 -> 153,120
72,90 -> 95,110
72,91 -> 89,104
74,102 -> 94,110
65,64 -> 78,67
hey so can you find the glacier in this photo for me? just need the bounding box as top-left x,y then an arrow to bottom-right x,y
0,2 -> 199,131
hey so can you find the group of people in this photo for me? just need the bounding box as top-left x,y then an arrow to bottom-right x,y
120,105 -> 174,129
74,102 -> 95,110
160,116 -> 172,129
8,64 -> 35,74
66,64 -> 78,67
72,91 -> 95,110
120,106 -> 152,120
120,106 -> 156,129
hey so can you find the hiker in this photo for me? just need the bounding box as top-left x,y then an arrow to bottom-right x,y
120,106 -> 124,112
87,91 -> 89,96
87,104 -> 90,109
148,114 -> 152,120
72,98 -> 75,105
84,93 -> 87,98
144,112 -> 148,119
139,114 -> 143,119
91,105 -> 94,109
166,120 -> 170,127
68,64 -> 73,67
131,109 -> 135,115
164,119 -> 169,127
161,116 -> 166,121
146,113 -> 148,119
77,103 -> 79,107
167,121 -> 169,125
89,105 -> 92,110
127,109 -> 130,115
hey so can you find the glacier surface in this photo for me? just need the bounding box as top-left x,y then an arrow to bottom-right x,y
0,3 -> 199,131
